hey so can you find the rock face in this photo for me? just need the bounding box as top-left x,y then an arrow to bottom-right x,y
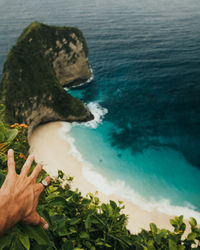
0,22 -> 93,136
52,34 -> 91,87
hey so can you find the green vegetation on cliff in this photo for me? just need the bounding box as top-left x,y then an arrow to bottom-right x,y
0,106 -> 200,249
0,22 -> 93,132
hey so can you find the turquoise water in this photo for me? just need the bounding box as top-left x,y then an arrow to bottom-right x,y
69,113 -> 200,218
0,0 -> 200,218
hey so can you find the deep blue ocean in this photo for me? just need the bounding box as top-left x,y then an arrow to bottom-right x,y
1,0 -> 200,219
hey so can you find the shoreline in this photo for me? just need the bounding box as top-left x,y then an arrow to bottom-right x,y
29,121 -> 190,234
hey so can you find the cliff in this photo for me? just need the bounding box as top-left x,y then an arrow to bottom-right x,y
0,22 -> 93,136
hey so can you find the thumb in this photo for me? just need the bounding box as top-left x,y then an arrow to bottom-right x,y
40,216 -> 49,230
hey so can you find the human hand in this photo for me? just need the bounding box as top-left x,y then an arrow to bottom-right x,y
0,149 -> 50,235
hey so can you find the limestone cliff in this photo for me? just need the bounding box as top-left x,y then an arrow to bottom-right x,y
52,34 -> 92,87
0,22 -> 93,136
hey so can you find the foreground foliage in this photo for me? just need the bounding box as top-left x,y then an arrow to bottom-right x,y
0,105 -> 200,249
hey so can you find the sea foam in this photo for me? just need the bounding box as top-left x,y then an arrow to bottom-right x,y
68,66 -> 94,89
85,66 -> 94,83
72,102 -> 108,129
82,165 -> 200,223
60,122 -> 200,224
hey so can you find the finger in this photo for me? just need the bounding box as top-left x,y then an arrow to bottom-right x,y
36,176 -> 51,194
30,163 -> 43,181
20,154 -> 34,176
22,212 -> 48,230
22,212 -> 41,225
40,216 -> 49,230
7,149 -> 16,175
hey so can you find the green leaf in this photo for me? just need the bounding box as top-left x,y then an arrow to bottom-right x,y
0,131 -> 5,142
154,234 -> 162,244
18,233 -> 30,250
58,170 -> 64,179
104,243 -> 112,248
83,241 -> 92,248
178,245 -> 185,250
5,128 -> 18,143
0,234 -> 12,249
81,199 -> 91,206
85,216 -> 91,230
89,218 -> 100,225
150,223 -> 157,234
147,240 -> 156,250
63,240 -> 74,250
178,215 -> 184,222
187,232 -> 197,241
24,225 -> 51,246
56,220 -> 68,236
30,243 -> 50,250
10,239 -> 24,250
96,241 -> 104,246
160,229 -> 169,238
189,217 -> 197,227
0,104 -> 5,114
168,239 -> 177,250
0,122 -> 5,133
69,227 -> 76,233
94,197 -> 99,204
170,219 -> 176,227
47,196 -> 68,206
69,218 -> 81,225
80,232 -> 90,239
107,204 -> 113,216
110,200 -> 117,210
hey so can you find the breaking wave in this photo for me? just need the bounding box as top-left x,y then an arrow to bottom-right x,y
72,102 -> 108,129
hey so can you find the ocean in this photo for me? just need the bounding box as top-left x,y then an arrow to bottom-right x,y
1,0 -> 200,220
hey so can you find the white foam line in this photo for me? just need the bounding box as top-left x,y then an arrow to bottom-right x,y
83,166 -> 200,223
59,122 -> 200,224
67,66 -> 94,89
85,66 -> 94,83
72,102 -> 108,129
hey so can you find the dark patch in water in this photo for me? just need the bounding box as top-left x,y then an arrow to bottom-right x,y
82,80 -> 100,102
117,153 -> 122,158
105,81 -> 200,168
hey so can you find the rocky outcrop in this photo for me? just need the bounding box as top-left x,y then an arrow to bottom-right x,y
51,34 -> 91,87
0,22 -> 93,136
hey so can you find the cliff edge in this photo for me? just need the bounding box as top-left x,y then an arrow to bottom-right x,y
0,22 -> 93,136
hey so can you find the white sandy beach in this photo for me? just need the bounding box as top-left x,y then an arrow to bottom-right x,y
29,121 -> 189,234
